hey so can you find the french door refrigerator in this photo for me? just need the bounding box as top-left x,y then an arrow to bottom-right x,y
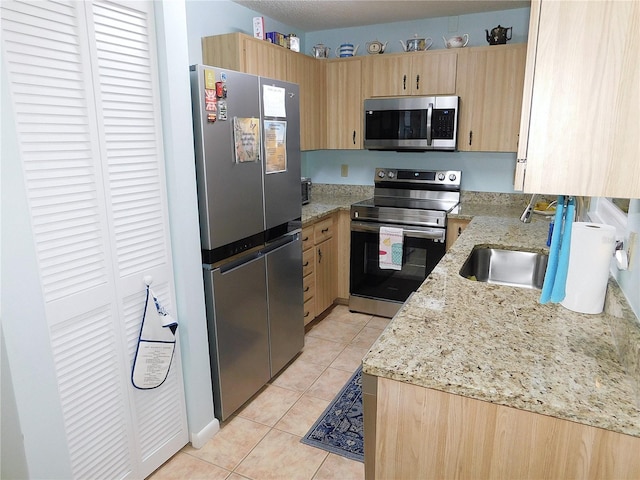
190,65 -> 304,420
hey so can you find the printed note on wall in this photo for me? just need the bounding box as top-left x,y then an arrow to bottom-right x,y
264,120 -> 287,173
233,117 -> 260,163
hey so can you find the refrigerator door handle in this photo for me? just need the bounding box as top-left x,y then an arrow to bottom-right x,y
262,230 -> 301,255
218,250 -> 263,275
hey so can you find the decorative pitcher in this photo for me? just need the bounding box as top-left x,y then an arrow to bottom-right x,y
486,25 -> 512,45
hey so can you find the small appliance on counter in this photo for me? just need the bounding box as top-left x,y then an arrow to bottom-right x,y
301,177 -> 311,205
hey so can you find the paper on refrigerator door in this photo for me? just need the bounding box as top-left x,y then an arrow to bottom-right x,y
262,85 -> 286,118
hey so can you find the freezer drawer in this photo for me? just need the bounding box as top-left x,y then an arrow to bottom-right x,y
204,252 -> 270,421
265,232 -> 304,375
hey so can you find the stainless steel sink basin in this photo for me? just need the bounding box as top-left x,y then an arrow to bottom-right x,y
459,246 -> 548,289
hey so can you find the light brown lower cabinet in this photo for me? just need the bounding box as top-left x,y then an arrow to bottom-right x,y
302,214 -> 340,324
364,375 -> 640,479
445,218 -> 470,251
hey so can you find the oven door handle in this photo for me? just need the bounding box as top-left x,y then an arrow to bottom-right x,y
351,221 -> 445,242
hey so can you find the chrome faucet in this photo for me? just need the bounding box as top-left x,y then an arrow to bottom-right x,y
520,194 -> 538,223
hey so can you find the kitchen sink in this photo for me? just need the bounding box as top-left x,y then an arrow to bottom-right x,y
459,246 -> 548,289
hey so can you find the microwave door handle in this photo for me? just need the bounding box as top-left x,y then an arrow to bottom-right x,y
426,102 -> 433,146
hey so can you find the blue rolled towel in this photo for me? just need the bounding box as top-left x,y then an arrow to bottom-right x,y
540,195 -> 564,304
550,198 -> 575,303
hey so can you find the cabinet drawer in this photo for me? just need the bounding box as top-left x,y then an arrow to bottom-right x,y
302,225 -> 314,251
303,273 -> 315,302
302,248 -> 314,277
303,298 -> 315,325
314,217 -> 334,244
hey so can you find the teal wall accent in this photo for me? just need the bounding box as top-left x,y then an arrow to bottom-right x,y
302,150 -> 518,193
185,0 -> 304,65
305,7 -> 531,55
614,199 -> 640,318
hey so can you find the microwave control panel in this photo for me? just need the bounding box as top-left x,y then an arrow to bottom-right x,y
432,109 -> 456,139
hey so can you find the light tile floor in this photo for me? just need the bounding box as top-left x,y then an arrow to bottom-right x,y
150,305 -> 389,480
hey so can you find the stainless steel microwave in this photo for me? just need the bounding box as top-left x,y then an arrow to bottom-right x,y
364,96 -> 459,151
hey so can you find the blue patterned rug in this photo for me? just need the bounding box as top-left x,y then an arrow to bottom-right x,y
301,366 -> 364,462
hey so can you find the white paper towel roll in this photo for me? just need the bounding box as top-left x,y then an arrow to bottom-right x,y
561,222 -> 616,314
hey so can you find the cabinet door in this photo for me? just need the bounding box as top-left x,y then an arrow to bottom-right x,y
241,36 -> 289,79
315,238 -> 336,315
326,58 -> 362,149
364,54 -> 413,97
445,218 -> 470,251
457,44 -> 527,152
411,51 -> 458,95
288,54 -> 326,150
515,0 -> 640,197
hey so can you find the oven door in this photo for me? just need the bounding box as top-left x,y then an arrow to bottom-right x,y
349,221 -> 446,316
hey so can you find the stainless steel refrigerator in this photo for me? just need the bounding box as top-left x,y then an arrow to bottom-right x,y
190,65 -> 304,421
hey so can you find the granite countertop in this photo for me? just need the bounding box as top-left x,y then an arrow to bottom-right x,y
362,215 -> 640,438
301,189 -> 371,224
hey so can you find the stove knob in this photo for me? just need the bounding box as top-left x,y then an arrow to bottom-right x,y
387,171 -> 395,179
377,170 -> 386,178
449,173 -> 457,182
437,172 -> 445,181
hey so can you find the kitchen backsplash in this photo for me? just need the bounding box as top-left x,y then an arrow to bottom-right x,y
604,278 -> 640,407
311,183 -> 374,198
311,184 -> 552,209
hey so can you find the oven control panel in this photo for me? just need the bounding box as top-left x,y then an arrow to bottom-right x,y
374,168 -> 461,187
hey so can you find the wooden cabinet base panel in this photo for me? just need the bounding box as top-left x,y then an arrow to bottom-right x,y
373,377 -> 640,480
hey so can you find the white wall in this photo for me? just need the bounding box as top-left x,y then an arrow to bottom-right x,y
154,1 -> 219,446
185,0 -> 304,65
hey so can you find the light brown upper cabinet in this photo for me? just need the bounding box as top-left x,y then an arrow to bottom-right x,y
363,50 -> 458,98
515,0 -> 640,197
456,43 -> 527,152
326,57 -> 363,149
288,53 -> 326,151
202,33 -> 288,79
201,33 -> 327,151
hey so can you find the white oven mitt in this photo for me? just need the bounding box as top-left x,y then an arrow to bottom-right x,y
131,286 -> 178,389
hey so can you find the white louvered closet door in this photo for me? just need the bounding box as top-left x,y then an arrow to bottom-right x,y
1,1 -> 188,478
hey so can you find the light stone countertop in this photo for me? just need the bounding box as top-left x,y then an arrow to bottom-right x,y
301,190 -> 371,224
362,215 -> 640,438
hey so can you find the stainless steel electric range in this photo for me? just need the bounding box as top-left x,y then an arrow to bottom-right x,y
349,168 -> 461,318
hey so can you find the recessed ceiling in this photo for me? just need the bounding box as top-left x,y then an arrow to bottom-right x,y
233,0 -> 530,32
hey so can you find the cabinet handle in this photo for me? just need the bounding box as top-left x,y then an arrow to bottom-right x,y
304,311 -> 310,318
304,286 -> 310,292
303,236 -> 309,242
469,130 -> 473,146
458,227 -> 463,236
416,74 -> 420,90
303,261 -> 309,267
318,248 -> 322,263
321,228 -> 329,233
352,130 -> 356,145
403,74 -> 406,90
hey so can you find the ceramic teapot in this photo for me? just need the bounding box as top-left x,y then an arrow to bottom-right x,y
366,39 -> 388,54
399,34 -> 432,52
311,43 -> 330,59
335,43 -> 359,57
486,25 -> 512,45
443,34 -> 469,48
